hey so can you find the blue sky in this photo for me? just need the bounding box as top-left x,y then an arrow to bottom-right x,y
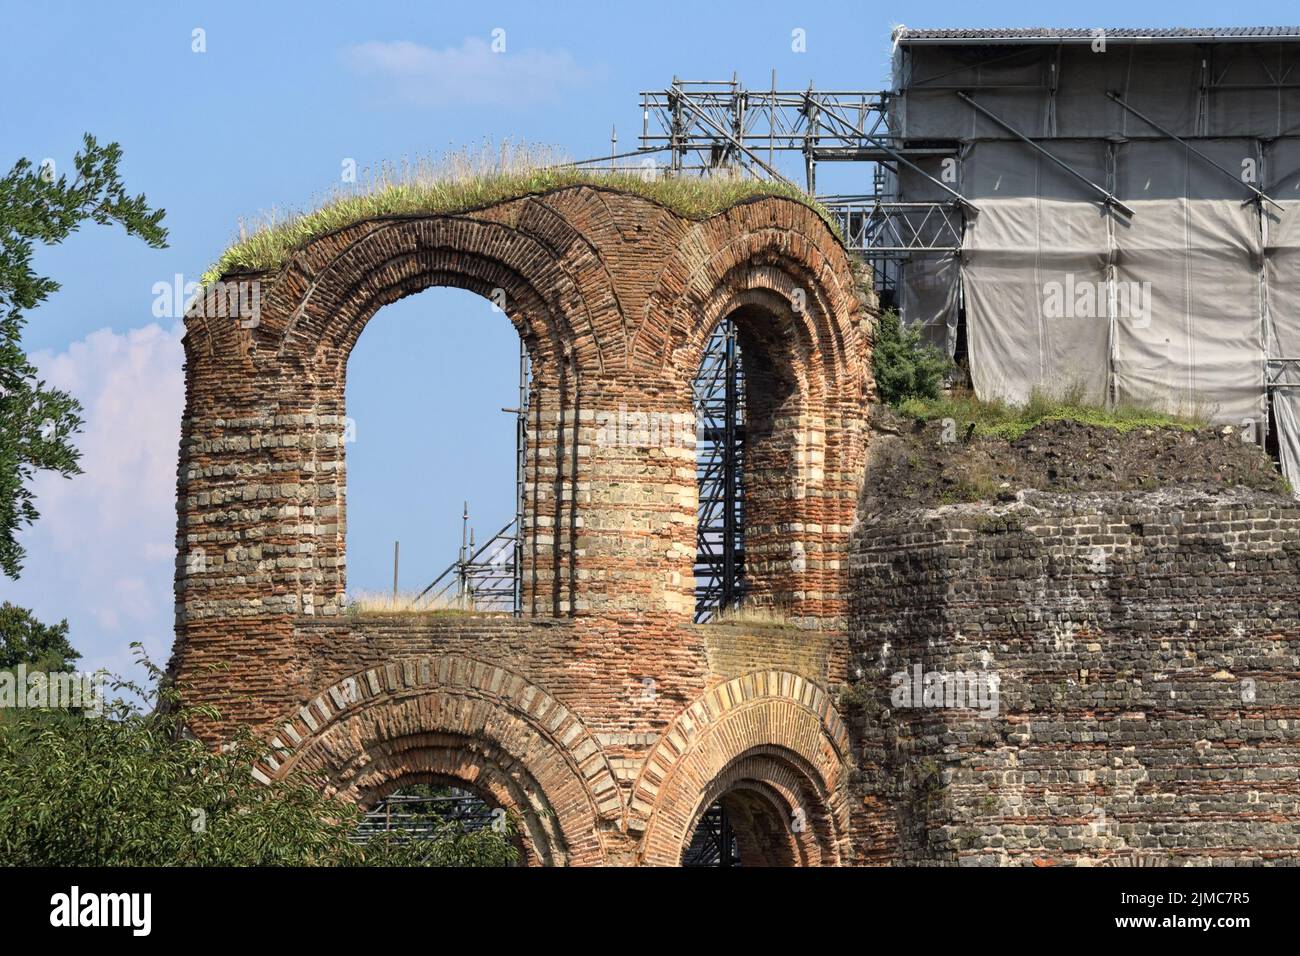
3,0 -> 1297,676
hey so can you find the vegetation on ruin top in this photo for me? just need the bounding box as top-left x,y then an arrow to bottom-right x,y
703,603 -> 798,628
895,385 -> 1210,442
202,143 -> 838,284
866,395 -> 1286,513
344,589 -> 502,617
870,311 -> 1210,440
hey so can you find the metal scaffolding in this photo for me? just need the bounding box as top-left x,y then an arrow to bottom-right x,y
636,74 -> 968,302
354,788 -> 496,843
681,803 -> 741,866
415,77 -> 966,616
414,340 -> 529,614
414,505 -> 519,612
693,317 -> 745,622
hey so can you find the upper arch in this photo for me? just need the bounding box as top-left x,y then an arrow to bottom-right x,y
634,198 -> 868,387
270,214 -> 609,373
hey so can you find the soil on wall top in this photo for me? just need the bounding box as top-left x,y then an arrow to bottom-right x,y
861,404 -> 1292,517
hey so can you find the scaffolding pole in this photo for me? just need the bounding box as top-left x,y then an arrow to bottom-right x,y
415,340 -> 529,614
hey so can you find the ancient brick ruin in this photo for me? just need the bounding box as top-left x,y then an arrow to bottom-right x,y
174,185 -> 1300,865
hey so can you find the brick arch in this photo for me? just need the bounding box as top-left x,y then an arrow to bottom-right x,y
188,202 -> 641,618
641,211 -> 871,621
261,655 -> 622,867
686,751 -> 833,866
267,214 -> 613,375
347,747 -> 555,866
636,199 -> 867,382
632,671 -> 853,865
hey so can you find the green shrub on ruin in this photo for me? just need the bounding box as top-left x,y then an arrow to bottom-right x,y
871,309 -> 951,406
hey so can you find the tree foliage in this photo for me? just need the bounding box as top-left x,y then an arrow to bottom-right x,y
0,649 -> 519,866
871,309 -> 951,406
0,134 -> 168,579
0,601 -> 78,671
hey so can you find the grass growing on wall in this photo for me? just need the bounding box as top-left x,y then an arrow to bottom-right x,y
896,384 -> 1210,441
704,603 -> 796,627
202,142 -> 838,284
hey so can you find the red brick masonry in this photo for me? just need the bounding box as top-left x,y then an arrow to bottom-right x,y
174,187 -> 873,865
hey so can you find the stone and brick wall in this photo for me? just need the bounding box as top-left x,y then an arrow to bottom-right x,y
174,182 -> 1300,865
848,486 -> 1300,865
242,614 -> 854,865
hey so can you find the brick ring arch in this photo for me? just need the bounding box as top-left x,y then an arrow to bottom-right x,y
683,750 -> 835,866
185,198 -> 642,619
631,671 -> 853,865
268,215 -> 612,372
639,201 -> 867,381
342,734 -> 560,866
636,207 -> 871,622
260,655 -> 621,867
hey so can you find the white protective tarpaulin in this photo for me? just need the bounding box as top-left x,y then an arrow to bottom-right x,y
900,253 -> 960,356
897,158 -> 962,354
960,137 -> 1268,425
961,140 -> 1113,405
896,40 -> 1300,495
1111,139 -> 1265,426
1265,138 -> 1300,494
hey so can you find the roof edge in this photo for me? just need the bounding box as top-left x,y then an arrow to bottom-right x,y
893,26 -> 1300,45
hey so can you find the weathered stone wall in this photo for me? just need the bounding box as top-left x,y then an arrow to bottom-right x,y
848,486 -> 1300,866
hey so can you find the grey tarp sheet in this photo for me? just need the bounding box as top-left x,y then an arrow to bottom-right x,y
898,158 -> 961,353
961,138 -> 1267,425
901,253 -> 960,355
961,140 -> 1112,405
894,51 -> 1300,493
1265,138 -> 1300,494
1111,139 -> 1264,425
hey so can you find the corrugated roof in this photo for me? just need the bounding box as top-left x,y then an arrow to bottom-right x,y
894,26 -> 1300,44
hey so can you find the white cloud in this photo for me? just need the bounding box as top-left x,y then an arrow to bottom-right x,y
0,323 -> 184,678
343,36 -> 593,107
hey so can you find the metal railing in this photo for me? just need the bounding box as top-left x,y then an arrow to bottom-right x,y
414,509 -> 519,613
353,790 -> 495,843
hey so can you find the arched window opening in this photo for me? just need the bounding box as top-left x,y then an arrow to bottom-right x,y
694,301 -> 805,622
344,287 -> 526,613
680,790 -> 799,867
693,317 -> 745,621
